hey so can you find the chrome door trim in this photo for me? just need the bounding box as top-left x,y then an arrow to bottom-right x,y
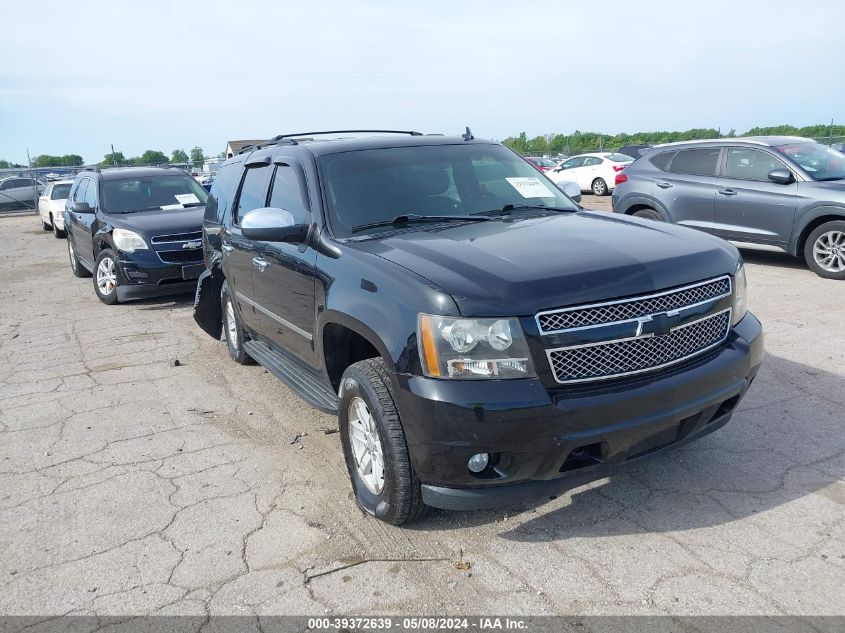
234,291 -> 312,341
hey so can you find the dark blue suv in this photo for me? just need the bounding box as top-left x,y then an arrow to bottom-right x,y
612,137 -> 845,279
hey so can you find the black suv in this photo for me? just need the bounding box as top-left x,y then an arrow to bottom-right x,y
194,130 -> 764,525
63,167 -> 208,303
612,137 -> 845,279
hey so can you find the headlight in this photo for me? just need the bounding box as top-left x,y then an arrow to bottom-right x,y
418,314 -> 536,379
112,228 -> 148,253
732,262 -> 747,325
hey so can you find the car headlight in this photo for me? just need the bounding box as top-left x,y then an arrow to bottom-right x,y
112,228 -> 148,253
417,314 -> 536,379
732,262 -> 747,325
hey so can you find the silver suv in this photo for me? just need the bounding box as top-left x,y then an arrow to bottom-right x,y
612,136 -> 845,279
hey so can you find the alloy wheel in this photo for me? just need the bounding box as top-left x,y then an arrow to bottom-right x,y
96,256 -> 117,296
813,230 -> 845,272
225,296 -> 238,346
347,396 -> 385,494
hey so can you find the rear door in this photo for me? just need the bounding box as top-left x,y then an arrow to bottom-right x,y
222,159 -> 272,332
714,147 -> 797,245
252,159 -> 318,365
654,147 -> 721,232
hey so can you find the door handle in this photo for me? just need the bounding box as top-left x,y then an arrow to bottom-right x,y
252,256 -> 268,272
656,182 -> 673,189
717,188 -> 738,196
221,243 -> 234,253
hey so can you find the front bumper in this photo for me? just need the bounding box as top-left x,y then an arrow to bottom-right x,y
114,251 -> 203,301
393,313 -> 764,511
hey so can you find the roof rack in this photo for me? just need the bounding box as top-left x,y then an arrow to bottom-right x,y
237,130 -> 424,155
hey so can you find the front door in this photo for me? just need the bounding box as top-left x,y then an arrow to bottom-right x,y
69,178 -> 97,268
251,161 -> 318,366
223,160 -> 273,333
714,147 -> 798,246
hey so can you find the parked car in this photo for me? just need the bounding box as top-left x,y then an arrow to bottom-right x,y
63,167 -> 208,304
547,152 -> 634,196
612,136 -> 845,279
193,130 -> 763,525
617,144 -> 652,159
524,156 -> 557,172
38,179 -> 73,237
0,175 -> 42,210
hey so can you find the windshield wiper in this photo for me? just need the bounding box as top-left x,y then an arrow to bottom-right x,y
351,213 -> 493,233
475,203 -> 579,217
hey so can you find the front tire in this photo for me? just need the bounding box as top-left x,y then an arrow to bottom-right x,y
591,178 -> 608,196
221,281 -> 255,364
93,249 -> 120,304
804,220 -> 845,279
338,358 -> 425,525
41,217 -> 51,231
67,236 -> 90,278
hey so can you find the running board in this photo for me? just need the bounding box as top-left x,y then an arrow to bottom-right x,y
243,339 -> 338,414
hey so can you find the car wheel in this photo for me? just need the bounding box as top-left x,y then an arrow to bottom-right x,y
93,249 -> 120,304
221,281 -> 255,364
338,358 -> 425,525
51,215 -> 65,238
41,217 -> 51,231
632,207 -> 664,221
591,178 -> 608,196
804,220 -> 845,280
67,236 -> 90,278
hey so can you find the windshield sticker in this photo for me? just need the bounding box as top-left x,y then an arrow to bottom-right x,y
160,204 -> 183,211
505,177 -> 555,199
174,193 -> 200,205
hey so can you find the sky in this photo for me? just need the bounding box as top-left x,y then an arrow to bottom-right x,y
1,0 -> 843,165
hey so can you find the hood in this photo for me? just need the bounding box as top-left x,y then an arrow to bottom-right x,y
105,207 -> 205,238
351,211 -> 739,316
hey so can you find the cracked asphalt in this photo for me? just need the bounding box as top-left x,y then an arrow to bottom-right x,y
0,204 -> 843,618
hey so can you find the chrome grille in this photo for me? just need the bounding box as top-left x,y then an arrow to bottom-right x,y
537,276 -> 731,333
151,231 -> 203,244
547,310 -> 731,384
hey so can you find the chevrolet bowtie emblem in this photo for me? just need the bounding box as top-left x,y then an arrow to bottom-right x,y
636,310 -> 680,337
183,240 -> 202,249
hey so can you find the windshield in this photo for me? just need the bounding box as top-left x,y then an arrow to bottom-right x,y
320,144 -> 578,237
774,142 -> 845,181
51,184 -> 72,200
100,174 -> 209,213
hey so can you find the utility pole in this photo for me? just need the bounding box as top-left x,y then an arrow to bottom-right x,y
26,148 -> 36,212
829,118 -> 834,146
111,144 -> 117,166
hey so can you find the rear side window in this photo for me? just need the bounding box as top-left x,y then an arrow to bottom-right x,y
649,151 -> 675,171
583,157 -> 603,167
269,165 -> 308,224
234,164 -> 271,224
669,148 -> 720,176
206,163 -> 242,224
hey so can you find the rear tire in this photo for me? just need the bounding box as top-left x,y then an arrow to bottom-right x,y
338,358 -> 426,525
52,215 -> 65,238
632,207 -> 664,221
67,236 -> 90,278
591,178 -> 608,196
804,220 -> 845,280
221,281 -> 255,364
93,249 -> 120,305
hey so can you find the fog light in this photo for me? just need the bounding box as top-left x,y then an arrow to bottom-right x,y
467,453 -> 490,473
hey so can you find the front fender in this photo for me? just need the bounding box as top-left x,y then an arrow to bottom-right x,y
790,204 -> 845,256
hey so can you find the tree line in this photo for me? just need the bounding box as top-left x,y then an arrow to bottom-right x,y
0,147 -> 209,170
502,123 -> 845,155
